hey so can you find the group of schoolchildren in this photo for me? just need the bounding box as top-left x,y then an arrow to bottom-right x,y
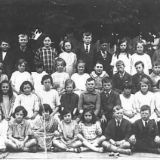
0,31 -> 160,156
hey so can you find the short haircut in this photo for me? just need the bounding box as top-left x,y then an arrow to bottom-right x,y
61,108 -> 72,119
81,108 -> 97,124
86,77 -> 95,83
83,32 -> 92,37
123,82 -> 132,89
116,60 -> 125,67
113,105 -> 123,113
140,105 -> 151,113
135,61 -> 144,68
41,74 -> 53,86
20,81 -> 34,92
94,60 -> 103,67
16,58 -> 27,70
18,34 -> 28,39
55,57 -> 66,67
12,106 -> 28,118
65,79 -> 75,89
39,104 -> 53,116
35,62 -> 44,69
102,77 -> 112,85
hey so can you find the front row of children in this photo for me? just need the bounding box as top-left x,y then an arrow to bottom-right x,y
1,103 -> 160,156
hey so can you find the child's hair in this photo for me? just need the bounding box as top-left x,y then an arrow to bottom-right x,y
140,77 -> 151,90
81,108 -> 97,124
115,38 -> 129,58
86,77 -> 95,83
41,74 -> 53,86
102,77 -> 112,85
113,105 -> 123,114
135,40 -> 146,52
116,60 -> 125,67
76,59 -> 86,73
18,34 -> 28,40
20,81 -> 34,93
99,38 -> 108,45
39,104 -> 53,116
83,32 -> 92,38
12,106 -> 28,118
16,58 -> 27,70
55,57 -> 66,68
65,79 -> 75,89
0,107 -> 5,120
61,108 -> 72,120
94,60 -> 103,67
140,105 -> 151,113
35,62 -> 44,69
123,82 -> 132,90
0,80 -> 13,102
62,40 -> 73,51
40,34 -> 53,47
135,61 -> 144,68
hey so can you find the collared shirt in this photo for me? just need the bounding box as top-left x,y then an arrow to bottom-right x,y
7,119 -> 33,140
115,118 -> 122,126
142,119 -> 149,127
2,51 -> 7,60
35,46 -> 57,74
84,44 -> 90,53
78,90 -> 100,116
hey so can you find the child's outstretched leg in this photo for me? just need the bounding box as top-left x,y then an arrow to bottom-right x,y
102,141 -> 131,155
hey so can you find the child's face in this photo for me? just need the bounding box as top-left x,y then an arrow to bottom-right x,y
114,109 -> 123,121
43,78 -> 52,91
77,62 -> 85,74
66,83 -> 73,94
84,111 -> 92,123
100,43 -> 108,51
123,88 -> 131,96
15,110 -> 24,123
36,67 -> 43,73
120,42 -> 127,52
56,61 -> 64,72
103,82 -> 112,91
42,110 -> 50,120
94,63 -> 103,75
0,41 -> 9,51
18,63 -> 25,72
136,43 -> 144,54
64,42 -> 71,52
23,84 -> 32,95
116,64 -> 125,73
1,82 -> 9,95
140,82 -> 148,93
140,110 -> 150,121
19,37 -> 28,47
153,65 -> 160,75
83,35 -> 92,45
135,64 -> 144,74
86,80 -> 95,92
43,37 -> 51,47
63,113 -> 72,123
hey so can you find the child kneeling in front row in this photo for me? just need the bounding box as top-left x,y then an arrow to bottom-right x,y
5,106 -> 37,152
102,105 -> 132,155
129,105 -> 160,154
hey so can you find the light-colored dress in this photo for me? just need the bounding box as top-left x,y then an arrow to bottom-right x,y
59,51 -> 77,76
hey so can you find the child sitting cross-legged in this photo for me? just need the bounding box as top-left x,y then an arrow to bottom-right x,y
77,108 -> 105,153
5,106 -> 37,152
102,105 -> 132,155
129,105 -> 160,154
52,109 -> 82,152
